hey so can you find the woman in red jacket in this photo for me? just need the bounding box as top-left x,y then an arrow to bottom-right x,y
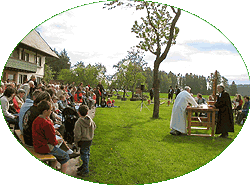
74,88 -> 83,103
32,101 -> 70,173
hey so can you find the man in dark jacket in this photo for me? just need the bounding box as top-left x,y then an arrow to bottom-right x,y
23,92 -> 51,146
214,85 -> 234,138
149,88 -> 154,102
97,82 -> 104,106
168,86 -> 174,103
175,85 -> 181,99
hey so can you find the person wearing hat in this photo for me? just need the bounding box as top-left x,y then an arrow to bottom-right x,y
15,88 -> 26,109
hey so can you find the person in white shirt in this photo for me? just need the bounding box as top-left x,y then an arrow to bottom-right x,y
170,86 -> 198,135
1,87 -> 19,126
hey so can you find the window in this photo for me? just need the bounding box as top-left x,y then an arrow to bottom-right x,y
37,77 -> 41,84
37,56 -> 42,67
8,74 -> 14,81
21,49 -> 29,62
24,53 -> 29,62
18,74 -> 27,84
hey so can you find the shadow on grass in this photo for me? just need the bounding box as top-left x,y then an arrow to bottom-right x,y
162,134 -> 233,150
121,118 -> 152,128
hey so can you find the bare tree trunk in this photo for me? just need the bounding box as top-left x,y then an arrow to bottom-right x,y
153,61 -> 160,118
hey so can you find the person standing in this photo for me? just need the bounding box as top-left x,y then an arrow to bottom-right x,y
97,81 -> 104,99
170,86 -> 198,135
94,87 -> 101,107
149,87 -> 154,102
168,86 -> 174,103
28,75 -> 37,97
213,85 -> 234,138
74,105 -> 96,177
175,85 -> 180,99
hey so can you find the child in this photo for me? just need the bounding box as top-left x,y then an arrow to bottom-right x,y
52,96 -> 61,114
32,101 -> 70,173
107,98 -> 112,107
111,100 -> 115,107
100,98 -> 107,108
74,105 -> 96,176
58,95 -> 68,111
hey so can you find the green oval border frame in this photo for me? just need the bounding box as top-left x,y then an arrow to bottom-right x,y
0,0 -> 250,184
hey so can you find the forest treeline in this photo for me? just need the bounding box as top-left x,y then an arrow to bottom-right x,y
44,48 -> 238,96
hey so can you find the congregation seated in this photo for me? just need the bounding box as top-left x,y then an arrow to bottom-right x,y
74,88 -> 83,103
52,96 -> 61,114
197,93 -> 206,105
208,95 -> 214,101
67,86 -> 74,103
22,91 -> 52,146
56,85 -> 66,98
100,98 -> 107,108
235,96 -> 250,125
196,93 -> 207,117
233,94 -> 243,115
100,98 -> 117,108
19,90 -> 41,133
15,89 -> 26,111
32,101 -> 79,173
58,95 -> 70,112
107,98 -> 112,107
0,87 -> 19,127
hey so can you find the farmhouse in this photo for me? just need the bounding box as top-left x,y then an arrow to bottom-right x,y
2,30 -> 58,84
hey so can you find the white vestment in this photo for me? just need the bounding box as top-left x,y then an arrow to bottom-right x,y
170,90 -> 198,134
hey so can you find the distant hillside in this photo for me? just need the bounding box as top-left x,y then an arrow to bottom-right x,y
237,84 -> 250,96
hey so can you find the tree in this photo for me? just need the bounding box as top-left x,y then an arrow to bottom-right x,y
57,63 -> 106,87
105,1 -> 181,118
113,49 -> 146,99
222,76 -> 230,92
229,81 -> 238,96
43,64 -> 55,84
143,67 -> 153,91
207,71 -> 222,95
45,48 -> 71,79
57,69 -> 75,84
159,71 -> 171,93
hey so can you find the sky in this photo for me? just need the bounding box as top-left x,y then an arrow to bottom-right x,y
34,1 -> 249,85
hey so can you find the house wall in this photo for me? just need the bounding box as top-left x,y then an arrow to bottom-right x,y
5,48 -> 46,84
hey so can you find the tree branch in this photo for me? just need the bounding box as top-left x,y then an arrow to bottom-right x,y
149,47 -> 157,55
160,8 -> 181,61
171,6 -> 177,14
145,2 -> 161,57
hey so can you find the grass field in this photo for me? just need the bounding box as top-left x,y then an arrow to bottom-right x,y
78,93 -> 243,184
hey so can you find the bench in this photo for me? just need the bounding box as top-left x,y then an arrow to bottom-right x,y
8,123 -> 16,133
241,118 -> 246,125
14,130 -> 56,162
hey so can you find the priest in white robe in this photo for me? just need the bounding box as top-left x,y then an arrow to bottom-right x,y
170,86 -> 198,135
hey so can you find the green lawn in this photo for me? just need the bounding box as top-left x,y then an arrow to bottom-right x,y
79,94 -> 243,184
